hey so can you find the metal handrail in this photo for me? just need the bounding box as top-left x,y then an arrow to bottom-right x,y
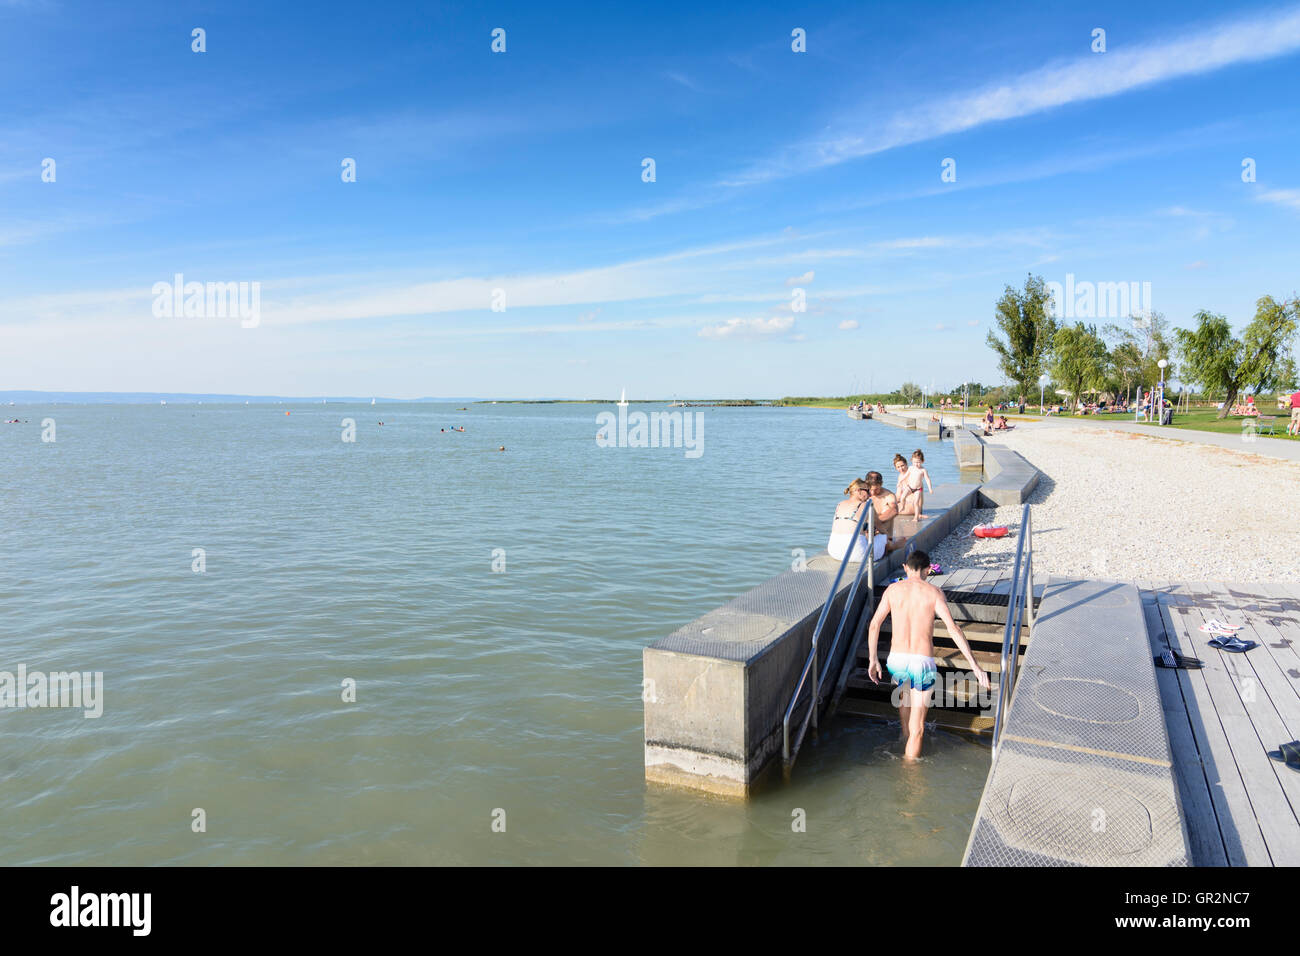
782,505 -> 876,775
991,502 -> 1034,758
816,508 -> 876,702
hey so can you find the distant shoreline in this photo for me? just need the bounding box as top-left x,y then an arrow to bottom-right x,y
1,391 -> 888,408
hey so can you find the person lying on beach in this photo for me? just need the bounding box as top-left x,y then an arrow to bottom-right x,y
865,472 -> 908,552
994,416 -> 1011,430
866,549 -> 990,760
826,478 -> 886,563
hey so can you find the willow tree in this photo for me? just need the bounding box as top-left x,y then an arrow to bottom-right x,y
1174,296 -> 1299,418
1103,311 -> 1176,397
987,275 -> 1057,398
1106,337 -> 1144,403
1050,322 -> 1108,406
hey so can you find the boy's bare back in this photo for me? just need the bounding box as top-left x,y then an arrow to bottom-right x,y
883,578 -> 944,656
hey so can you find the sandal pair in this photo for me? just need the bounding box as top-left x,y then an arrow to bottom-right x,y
1207,635 -> 1257,653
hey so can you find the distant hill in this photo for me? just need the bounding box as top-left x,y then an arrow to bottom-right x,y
0,391 -> 478,404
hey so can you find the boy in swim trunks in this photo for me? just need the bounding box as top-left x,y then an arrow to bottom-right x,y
865,550 -> 990,760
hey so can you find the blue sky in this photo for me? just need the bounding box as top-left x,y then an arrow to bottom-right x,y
2,0 -> 1298,398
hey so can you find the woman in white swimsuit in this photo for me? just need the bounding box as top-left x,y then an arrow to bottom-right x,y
827,478 -> 886,563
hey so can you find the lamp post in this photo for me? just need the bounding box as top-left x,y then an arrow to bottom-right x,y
1039,374 -> 1048,417
1157,359 -> 1168,425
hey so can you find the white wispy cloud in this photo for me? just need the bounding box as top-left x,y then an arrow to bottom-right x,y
786,270 -> 815,286
722,6 -> 1300,186
1257,188 -> 1300,211
664,71 -> 701,91
698,315 -> 795,339
838,319 -> 859,330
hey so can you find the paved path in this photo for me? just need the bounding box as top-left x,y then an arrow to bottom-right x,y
891,409 -> 1300,463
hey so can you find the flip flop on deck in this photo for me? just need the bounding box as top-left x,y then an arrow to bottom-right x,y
1199,619 -> 1243,635
1267,741 -> 1300,773
1155,650 -> 1204,670
1207,635 -> 1258,653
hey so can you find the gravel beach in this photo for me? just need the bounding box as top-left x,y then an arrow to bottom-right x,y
922,424 -> 1300,583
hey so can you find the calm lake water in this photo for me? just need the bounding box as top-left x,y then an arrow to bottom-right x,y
0,403 -> 991,865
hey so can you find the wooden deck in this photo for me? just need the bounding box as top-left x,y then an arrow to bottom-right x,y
934,570 -> 1300,866
929,568 -> 1048,597
1141,581 -> 1300,866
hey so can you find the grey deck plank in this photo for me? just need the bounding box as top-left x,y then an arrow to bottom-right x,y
1245,614 -> 1300,695
1221,587 -> 1300,714
1243,591 -> 1300,672
939,568 -> 974,591
949,569 -> 975,588
1159,596 -> 1270,866
1207,587 -> 1300,864
988,575 -> 1013,595
1166,596 -> 1300,865
1145,598 -> 1229,866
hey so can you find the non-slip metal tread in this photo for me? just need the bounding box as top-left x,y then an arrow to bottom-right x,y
963,577 -> 1189,867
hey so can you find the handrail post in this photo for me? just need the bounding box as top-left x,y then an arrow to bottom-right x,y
782,490 -> 877,774
867,508 -> 875,595
992,502 -> 1032,760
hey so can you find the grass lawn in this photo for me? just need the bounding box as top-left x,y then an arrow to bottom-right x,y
816,401 -> 1300,443
1129,407 -> 1298,441
1034,406 -> 1298,441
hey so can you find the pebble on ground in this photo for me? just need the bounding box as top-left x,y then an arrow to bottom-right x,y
922,425 -> 1300,583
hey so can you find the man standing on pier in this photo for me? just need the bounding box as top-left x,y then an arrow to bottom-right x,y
866,550 -> 990,760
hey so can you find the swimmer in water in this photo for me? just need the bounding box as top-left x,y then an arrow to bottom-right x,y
499,446 -> 506,451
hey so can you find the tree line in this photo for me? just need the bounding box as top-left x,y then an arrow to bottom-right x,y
986,275 -> 1299,418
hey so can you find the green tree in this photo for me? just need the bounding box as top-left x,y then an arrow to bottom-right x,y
1106,338 -> 1144,403
1104,311 -> 1176,398
898,381 -> 922,405
987,274 -> 1058,398
1050,323 -> 1108,409
1174,296 -> 1299,419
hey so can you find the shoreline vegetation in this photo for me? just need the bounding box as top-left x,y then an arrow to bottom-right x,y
474,398 -> 769,406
